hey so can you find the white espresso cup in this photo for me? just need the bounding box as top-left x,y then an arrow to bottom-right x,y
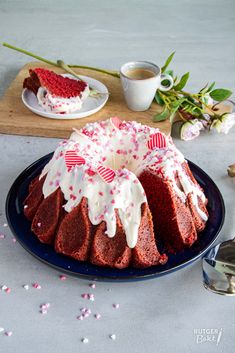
120,61 -> 173,111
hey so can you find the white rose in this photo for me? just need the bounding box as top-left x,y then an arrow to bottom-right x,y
180,119 -> 204,141
214,113 -> 235,134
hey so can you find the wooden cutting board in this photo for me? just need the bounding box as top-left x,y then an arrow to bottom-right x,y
0,61 -> 171,138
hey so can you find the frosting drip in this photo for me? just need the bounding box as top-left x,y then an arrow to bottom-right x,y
40,118 -> 208,248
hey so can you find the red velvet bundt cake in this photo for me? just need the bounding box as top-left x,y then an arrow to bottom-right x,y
23,68 -> 90,113
23,118 -> 208,269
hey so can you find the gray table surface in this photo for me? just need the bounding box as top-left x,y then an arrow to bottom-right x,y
0,1 -> 235,352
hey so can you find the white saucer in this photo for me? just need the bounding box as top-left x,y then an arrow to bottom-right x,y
22,74 -> 109,120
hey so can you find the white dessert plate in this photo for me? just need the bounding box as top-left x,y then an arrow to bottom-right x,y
22,74 -> 109,120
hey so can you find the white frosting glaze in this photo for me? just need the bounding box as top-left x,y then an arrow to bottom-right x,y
39,118 -> 208,248
37,85 -> 90,114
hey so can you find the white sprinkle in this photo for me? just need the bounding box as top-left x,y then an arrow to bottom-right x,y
24,205 -> 28,209
89,283 -> 96,289
37,222 -> 41,227
23,284 -> 29,290
94,313 -> 101,319
1,285 -> 7,291
3,223 -> 8,227
77,315 -> 84,321
40,309 -> 47,315
0,327 -> 4,332
110,334 -> 116,340
113,303 -> 120,309
81,337 -> 89,344
12,238 -> 17,243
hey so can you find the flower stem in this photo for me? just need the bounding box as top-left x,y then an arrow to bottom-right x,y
2,42 -> 58,66
2,42 -> 120,78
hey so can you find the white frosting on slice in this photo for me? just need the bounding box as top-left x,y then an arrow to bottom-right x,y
39,118 -> 208,248
37,85 -> 90,114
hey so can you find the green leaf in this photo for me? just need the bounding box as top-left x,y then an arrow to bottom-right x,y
154,91 -> 164,106
210,88 -> 232,102
153,107 -> 169,122
161,52 -> 175,73
199,83 -> 208,95
207,82 -> 215,92
165,69 -> 174,77
174,72 -> 190,91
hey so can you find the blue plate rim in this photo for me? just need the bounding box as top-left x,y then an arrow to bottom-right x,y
5,153 -> 225,282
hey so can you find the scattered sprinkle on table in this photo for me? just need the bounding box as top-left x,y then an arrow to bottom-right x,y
5,287 -> 11,294
12,237 -> 17,243
40,303 -> 50,314
0,233 -> 6,239
1,285 -> 8,291
23,284 -> 29,290
109,334 -> 116,340
59,275 -> 67,281
89,283 -> 96,289
81,337 -> 89,344
32,282 -> 41,289
113,303 -> 120,309
94,313 -> 101,319
0,327 -> 4,333
5,331 -> 13,337
3,223 -> 8,227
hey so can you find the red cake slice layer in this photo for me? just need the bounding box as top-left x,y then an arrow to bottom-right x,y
90,210 -> 132,269
55,198 -> 95,261
24,175 -> 46,221
132,203 -> 168,268
23,68 -> 88,98
138,171 -> 197,253
31,188 -> 64,244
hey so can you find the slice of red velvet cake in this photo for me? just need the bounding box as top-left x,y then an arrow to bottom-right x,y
23,68 -> 90,114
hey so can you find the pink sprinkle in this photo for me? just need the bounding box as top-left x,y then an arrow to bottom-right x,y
0,234 -> 5,239
99,192 -> 104,196
83,312 -> 90,318
5,287 -> 11,294
113,303 -> 120,309
12,238 -> 17,243
81,293 -> 88,299
59,275 -> 67,281
94,313 -> 101,319
89,283 -> 96,289
40,309 -> 47,315
111,199 -> 115,205
40,303 -> 50,310
5,331 -> 13,337
77,315 -> 84,320
32,283 -> 41,289
37,222 -> 41,228
88,293 -> 95,301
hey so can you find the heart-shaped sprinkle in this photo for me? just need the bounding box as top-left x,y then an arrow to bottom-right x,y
110,117 -> 121,129
97,166 -> 115,183
147,132 -> 167,149
65,150 -> 85,171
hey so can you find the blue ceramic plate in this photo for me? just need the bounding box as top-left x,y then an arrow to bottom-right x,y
5,153 -> 225,281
